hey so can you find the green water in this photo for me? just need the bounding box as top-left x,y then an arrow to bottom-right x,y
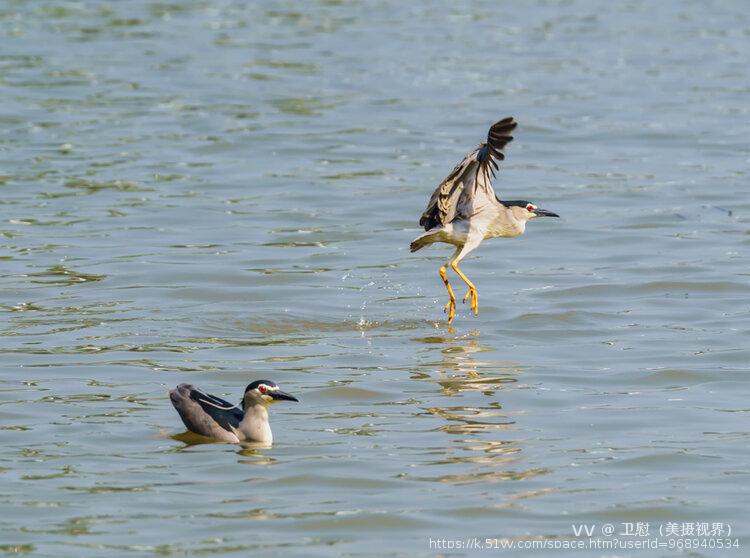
1,1 -> 748,556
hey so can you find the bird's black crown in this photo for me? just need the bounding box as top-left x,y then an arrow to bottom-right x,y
499,199 -> 531,208
245,380 -> 278,393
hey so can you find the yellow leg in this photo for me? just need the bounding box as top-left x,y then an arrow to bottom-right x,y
451,262 -> 478,316
439,264 -> 457,324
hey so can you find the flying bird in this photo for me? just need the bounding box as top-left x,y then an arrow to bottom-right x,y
169,380 -> 298,444
410,117 -> 558,324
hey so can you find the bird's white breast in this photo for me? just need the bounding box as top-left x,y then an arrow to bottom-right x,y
237,404 -> 273,444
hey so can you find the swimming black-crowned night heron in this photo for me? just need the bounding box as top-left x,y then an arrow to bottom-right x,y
410,117 -> 558,324
169,380 -> 298,444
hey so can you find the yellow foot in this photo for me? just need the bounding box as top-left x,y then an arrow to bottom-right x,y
443,298 -> 456,324
462,288 -> 479,316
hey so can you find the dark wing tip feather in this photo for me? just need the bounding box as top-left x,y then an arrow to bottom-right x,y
479,117 -> 517,177
487,117 -> 517,145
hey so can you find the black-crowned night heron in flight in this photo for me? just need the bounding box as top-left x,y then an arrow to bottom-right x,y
170,380 -> 298,444
410,117 -> 558,324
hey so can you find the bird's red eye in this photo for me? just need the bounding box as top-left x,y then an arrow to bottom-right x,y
258,385 -> 266,394
527,204 -> 535,211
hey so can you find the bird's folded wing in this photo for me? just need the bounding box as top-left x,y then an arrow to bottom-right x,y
189,388 -> 243,431
419,117 -> 517,231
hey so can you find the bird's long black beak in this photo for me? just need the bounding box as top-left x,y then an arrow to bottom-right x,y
533,208 -> 559,217
271,390 -> 298,402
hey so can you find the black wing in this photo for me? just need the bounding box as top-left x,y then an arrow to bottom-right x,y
419,117 -> 517,231
189,387 -> 244,431
477,117 -> 516,179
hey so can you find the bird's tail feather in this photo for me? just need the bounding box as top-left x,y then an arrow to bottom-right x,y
410,229 -> 440,252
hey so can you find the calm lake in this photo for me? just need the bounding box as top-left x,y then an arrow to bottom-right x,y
1,1 -> 748,556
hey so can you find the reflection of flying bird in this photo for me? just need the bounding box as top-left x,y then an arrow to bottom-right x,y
411,117 -> 559,324
170,380 -> 298,444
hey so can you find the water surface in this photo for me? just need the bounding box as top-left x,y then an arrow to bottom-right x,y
1,1 -> 749,556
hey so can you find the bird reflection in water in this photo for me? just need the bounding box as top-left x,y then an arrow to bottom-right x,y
168,431 -> 276,466
412,330 -> 520,396
410,333 -> 548,485
237,445 -> 277,466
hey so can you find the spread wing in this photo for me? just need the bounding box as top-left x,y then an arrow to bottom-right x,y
189,387 -> 244,431
418,117 -> 517,231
